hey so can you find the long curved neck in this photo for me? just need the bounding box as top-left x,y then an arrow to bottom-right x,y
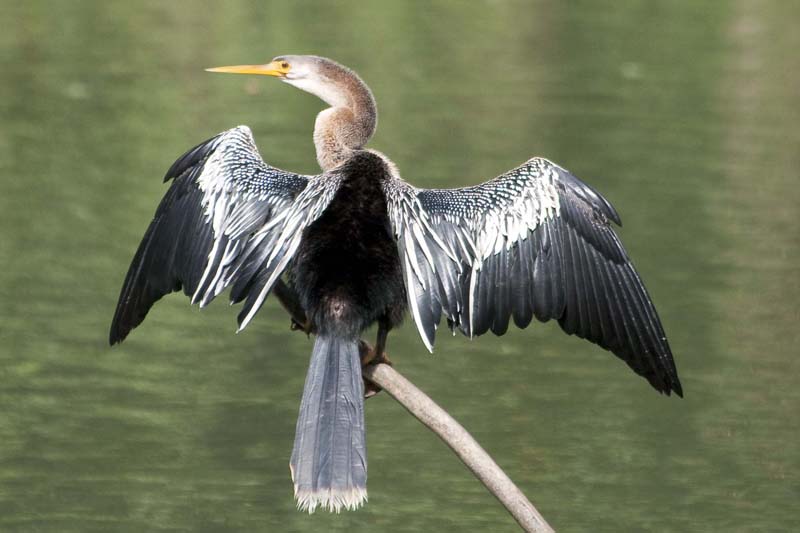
307,63 -> 377,171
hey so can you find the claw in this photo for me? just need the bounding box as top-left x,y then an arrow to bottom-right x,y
290,317 -> 312,336
364,382 -> 382,399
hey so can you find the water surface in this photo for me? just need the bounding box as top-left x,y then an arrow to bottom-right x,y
1,1 -> 798,531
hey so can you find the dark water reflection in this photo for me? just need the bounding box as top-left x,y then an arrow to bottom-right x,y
1,1 -> 798,531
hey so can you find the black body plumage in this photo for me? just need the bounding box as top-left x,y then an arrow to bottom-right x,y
291,151 -> 406,338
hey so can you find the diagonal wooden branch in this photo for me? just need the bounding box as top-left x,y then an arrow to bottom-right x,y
272,280 -> 554,532
362,362 -> 553,532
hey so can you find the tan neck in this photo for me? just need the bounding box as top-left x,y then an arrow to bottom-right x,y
310,63 -> 377,171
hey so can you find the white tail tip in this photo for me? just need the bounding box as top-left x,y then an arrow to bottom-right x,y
294,486 -> 368,513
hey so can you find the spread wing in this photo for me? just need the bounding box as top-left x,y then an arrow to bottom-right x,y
384,158 -> 682,396
109,126 -> 342,344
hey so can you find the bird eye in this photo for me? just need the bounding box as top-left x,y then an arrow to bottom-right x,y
281,61 -> 290,70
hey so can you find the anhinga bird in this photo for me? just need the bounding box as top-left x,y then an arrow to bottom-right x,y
109,55 -> 682,513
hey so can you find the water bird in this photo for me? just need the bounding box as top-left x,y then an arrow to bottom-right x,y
109,55 -> 682,513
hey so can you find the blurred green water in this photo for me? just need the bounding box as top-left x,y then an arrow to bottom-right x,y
1,1 -> 798,531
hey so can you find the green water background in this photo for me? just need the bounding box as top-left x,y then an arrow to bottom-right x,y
1,1 -> 798,531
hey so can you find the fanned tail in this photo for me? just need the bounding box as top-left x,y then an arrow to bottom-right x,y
290,334 -> 367,513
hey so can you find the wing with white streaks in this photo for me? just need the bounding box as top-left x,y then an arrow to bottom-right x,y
384,158 -> 682,396
109,125 -> 341,343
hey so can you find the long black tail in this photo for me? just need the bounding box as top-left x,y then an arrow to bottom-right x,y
290,334 -> 367,512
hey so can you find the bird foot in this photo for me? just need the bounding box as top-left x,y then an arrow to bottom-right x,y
290,317 -> 313,336
359,341 -> 393,399
360,346 -> 393,367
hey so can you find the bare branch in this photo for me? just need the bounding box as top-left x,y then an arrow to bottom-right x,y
363,363 -> 554,533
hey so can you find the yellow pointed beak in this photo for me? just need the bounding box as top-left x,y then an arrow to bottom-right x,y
205,60 -> 289,77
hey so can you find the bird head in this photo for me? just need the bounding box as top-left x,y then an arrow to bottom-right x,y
206,55 -> 354,108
